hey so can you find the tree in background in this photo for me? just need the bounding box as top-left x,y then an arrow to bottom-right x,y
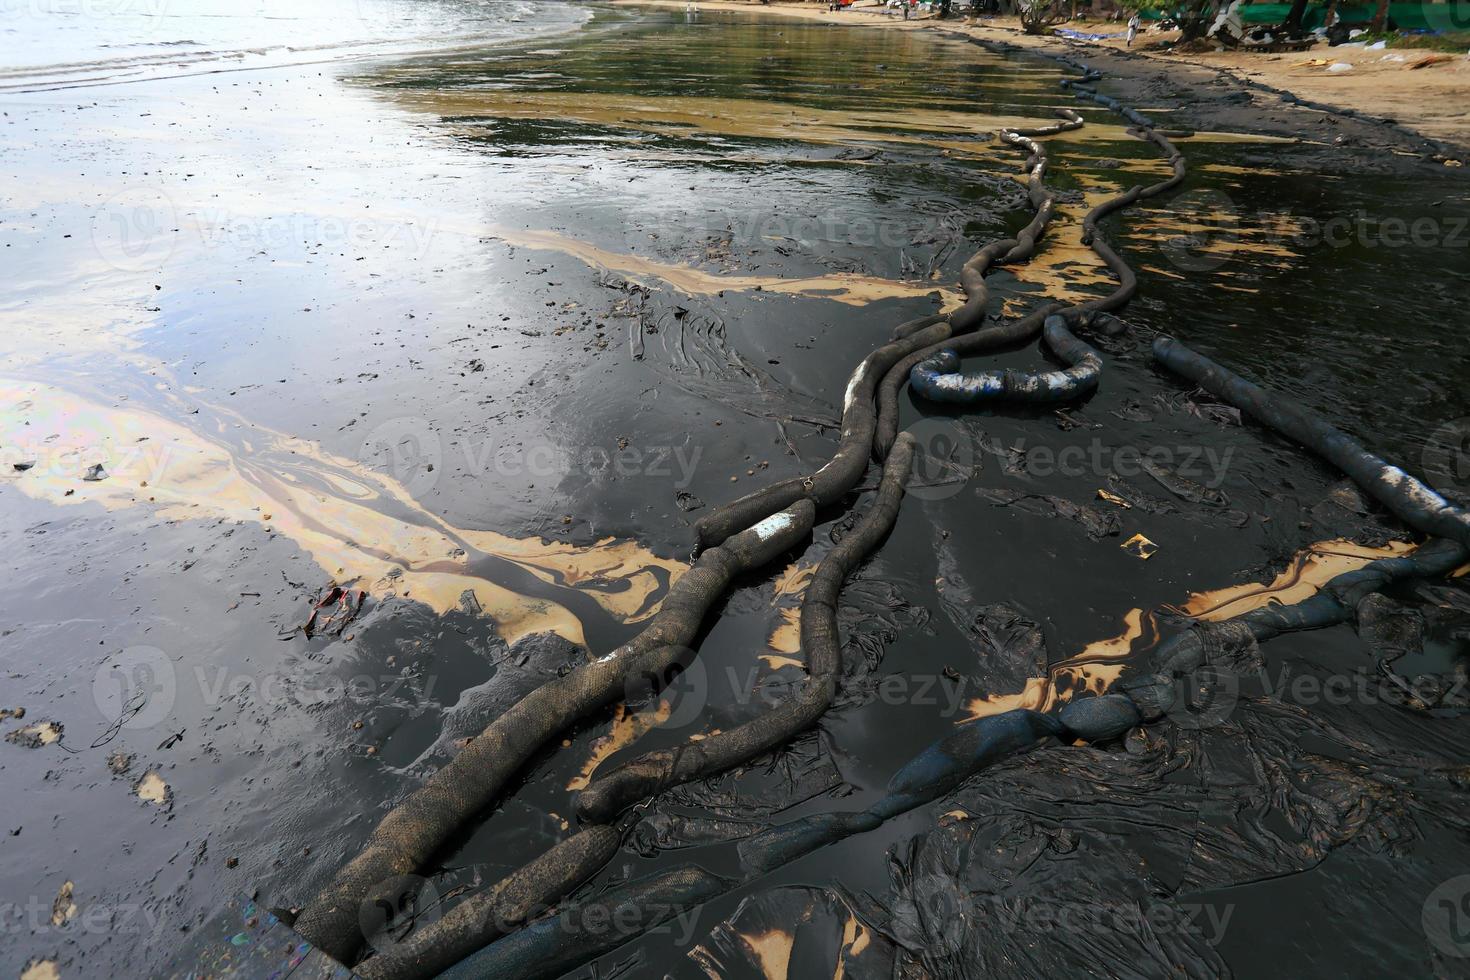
1282,0 -> 1313,31
1018,0 -> 1071,32
1128,0 -> 1223,41
1368,0 -> 1390,31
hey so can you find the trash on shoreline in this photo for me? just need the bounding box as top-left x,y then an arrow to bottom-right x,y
302,585 -> 366,638
978,487 -> 1122,541
1408,54 -> 1454,70
1121,533 -> 1159,559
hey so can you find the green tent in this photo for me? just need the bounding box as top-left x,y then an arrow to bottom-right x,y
1144,1 -> 1467,30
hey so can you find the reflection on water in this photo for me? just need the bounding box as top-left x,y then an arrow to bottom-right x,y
358,14 -> 1300,320
4,5 -> 1158,662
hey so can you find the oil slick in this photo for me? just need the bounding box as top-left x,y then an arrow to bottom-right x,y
1,380 -> 685,645
690,886 -> 877,980
566,699 -> 673,790
1171,538 -> 1417,621
961,538 -> 1420,722
484,224 -> 961,309
1003,182 -> 1138,306
387,89 -> 1113,157
766,561 -> 815,657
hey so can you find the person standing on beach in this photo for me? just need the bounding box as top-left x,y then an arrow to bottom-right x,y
1126,11 -> 1140,45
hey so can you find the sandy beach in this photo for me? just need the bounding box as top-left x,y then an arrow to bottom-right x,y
620,0 -> 1470,154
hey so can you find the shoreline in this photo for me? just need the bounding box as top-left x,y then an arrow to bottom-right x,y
615,0 -> 1469,160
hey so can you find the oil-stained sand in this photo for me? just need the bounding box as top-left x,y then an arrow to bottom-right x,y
3,4 -> 1470,979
